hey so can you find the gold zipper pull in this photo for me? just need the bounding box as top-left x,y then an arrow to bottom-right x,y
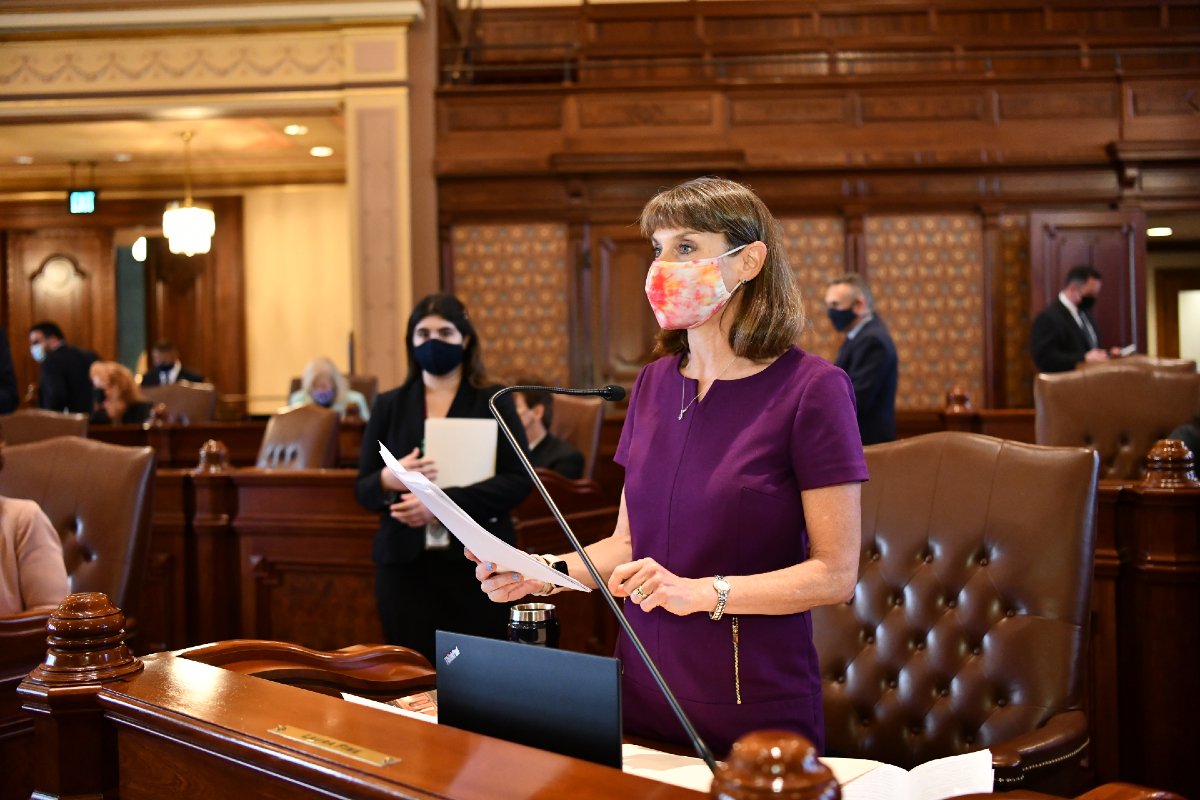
732,617 -> 739,643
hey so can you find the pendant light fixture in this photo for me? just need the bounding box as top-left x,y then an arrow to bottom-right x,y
162,131 -> 215,256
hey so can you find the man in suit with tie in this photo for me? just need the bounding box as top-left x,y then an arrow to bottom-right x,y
825,273 -> 899,446
140,340 -> 204,387
1030,266 -> 1115,373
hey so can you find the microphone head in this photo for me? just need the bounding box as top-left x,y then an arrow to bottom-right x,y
600,384 -> 627,402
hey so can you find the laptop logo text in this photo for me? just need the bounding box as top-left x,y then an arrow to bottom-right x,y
443,646 -> 460,666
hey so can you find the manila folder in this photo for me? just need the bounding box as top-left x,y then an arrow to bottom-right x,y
424,418 -> 498,489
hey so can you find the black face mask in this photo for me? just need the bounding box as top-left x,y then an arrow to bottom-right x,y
1077,294 -> 1097,311
93,387 -> 107,405
414,340 -> 465,377
827,307 -> 858,333
157,363 -> 173,375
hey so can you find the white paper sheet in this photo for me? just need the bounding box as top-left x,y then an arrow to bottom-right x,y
341,692 -> 437,724
424,418 -> 498,488
380,442 -> 590,592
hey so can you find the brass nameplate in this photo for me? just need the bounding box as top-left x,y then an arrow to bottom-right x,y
269,725 -> 400,767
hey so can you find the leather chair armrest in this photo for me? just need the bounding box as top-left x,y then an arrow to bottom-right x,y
991,710 -> 1089,788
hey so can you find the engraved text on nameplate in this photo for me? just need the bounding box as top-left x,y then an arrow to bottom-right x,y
269,725 -> 401,767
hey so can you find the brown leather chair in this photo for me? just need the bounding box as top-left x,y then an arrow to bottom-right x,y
1076,355 -> 1196,373
0,409 -> 88,445
256,404 -> 341,469
1035,366 -> 1200,480
549,394 -> 604,480
141,380 -> 217,424
0,437 -> 156,622
814,432 -> 1098,793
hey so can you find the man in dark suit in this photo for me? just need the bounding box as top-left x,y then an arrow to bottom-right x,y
140,339 -> 204,387
0,326 -> 19,415
513,380 -> 585,480
28,321 -> 99,414
1030,265 -> 1117,373
825,273 -> 899,446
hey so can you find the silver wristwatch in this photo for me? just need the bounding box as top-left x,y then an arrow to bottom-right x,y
710,575 -> 730,621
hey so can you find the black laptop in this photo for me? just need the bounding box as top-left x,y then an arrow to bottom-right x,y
435,631 -> 622,768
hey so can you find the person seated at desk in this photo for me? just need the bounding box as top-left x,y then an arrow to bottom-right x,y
29,321 -> 98,414
0,449 -> 69,615
140,339 -> 204,387
513,378 -> 585,480
288,356 -> 371,421
355,293 -> 531,664
472,177 -> 866,758
89,362 -> 155,425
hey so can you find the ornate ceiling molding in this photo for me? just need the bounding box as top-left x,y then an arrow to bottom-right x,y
0,2 -> 423,34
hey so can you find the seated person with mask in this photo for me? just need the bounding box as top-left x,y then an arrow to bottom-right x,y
513,377 -> 585,480
288,356 -> 371,421
0,448 -> 70,615
90,361 -> 155,425
140,339 -> 204,387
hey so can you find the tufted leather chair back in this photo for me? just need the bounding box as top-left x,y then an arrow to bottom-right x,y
549,394 -> 604,480
141,381 -> 217,424
0,409 -> 88,445
814,432 -> 1098,769
0,437 -> 156,620
1075,355 -> 1196,373
256,404 -> 340,469
1035,367 -> 1200,480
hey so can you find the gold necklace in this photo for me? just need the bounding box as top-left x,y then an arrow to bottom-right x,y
679,355 -> 738,421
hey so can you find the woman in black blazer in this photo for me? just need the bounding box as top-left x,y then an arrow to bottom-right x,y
356,294 -> 531,664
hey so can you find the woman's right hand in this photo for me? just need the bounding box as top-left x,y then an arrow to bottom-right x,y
465,548 -> 545,603
380,447 -> 438,491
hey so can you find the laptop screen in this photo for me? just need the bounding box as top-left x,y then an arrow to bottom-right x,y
435,631 -> 622,768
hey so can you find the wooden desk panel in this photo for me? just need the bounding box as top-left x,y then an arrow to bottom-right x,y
139,469 -> 193,654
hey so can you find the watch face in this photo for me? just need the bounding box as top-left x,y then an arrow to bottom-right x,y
714,578 -> 730,593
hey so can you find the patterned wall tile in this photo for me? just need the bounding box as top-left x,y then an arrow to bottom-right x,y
867,215 -> 984,409
782,217 -> 844,364
1001,214 -> 1033,408
452,223 -> 570,386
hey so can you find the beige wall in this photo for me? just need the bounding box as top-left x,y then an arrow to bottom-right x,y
1146,250 -> 1200,356
244,184 -> 352,415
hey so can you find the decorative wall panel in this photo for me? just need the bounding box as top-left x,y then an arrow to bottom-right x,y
783,217 -> 844,365
452,224 -> 570,385
867,215 -> 984,409
1001,214 -> 1034,408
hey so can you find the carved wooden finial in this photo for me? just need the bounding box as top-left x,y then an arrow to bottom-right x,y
26,592 -> 143,686
944,386 -> 973,414
1142,439 -> 1200,489
711,731 -> 839,800
195,439 -> 230,473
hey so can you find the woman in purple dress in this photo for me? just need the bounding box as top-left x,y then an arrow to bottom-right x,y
472,177 -> 867,757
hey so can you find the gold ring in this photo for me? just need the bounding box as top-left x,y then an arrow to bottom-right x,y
632,585 -> 647,600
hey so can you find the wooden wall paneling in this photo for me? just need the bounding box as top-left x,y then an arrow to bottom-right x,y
1029,210 -> 1149,353
147,238 -> 211,384
210,197 -> 247,399
191,468 -> 239,645
1090,480 -> 1127,787
981,209 -> 1005,408
451,223 -> 571,386
782,217 -> 845,364
139,470 -> 193,654
1001,214 -> 1034,408
595,226 -> 657,388
569,221 -> 595,389
1153,266 -> 1200,359
866,214 -> 985,409
232,470 -> 382,651
5,228 -> 115,402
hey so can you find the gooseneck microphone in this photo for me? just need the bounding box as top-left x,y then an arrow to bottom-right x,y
489,385 -> 718,774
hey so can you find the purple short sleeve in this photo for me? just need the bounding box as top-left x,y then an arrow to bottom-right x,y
614,367 -> 645,468
791,366 -> 870,491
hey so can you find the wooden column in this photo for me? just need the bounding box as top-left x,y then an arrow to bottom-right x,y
980,207 -> 1006,409
191,440 -> 239,645
1117,440 -> 1200,799
1090,480 -> 1126,786
17,593 -> 142,800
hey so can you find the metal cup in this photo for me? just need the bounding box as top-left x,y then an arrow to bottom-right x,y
508,603 -> 560,648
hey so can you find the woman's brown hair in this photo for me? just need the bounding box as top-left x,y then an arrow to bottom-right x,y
404,293 -> 491,388
639,177 -> 804,361
90,361 -> 144,404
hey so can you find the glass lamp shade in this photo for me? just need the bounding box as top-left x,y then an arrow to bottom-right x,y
162,201 -> 215,256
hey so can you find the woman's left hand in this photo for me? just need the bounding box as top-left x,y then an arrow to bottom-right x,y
608,558 -> 714,616
390,492 -> 435,527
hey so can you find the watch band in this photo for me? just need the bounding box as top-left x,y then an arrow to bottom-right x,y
710,575 -> 729,621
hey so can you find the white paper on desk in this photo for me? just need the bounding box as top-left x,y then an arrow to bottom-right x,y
424,418 -> 497,488
1119,344 -> 1137,356
341,692 -> 437,724
379,442 -> 590,593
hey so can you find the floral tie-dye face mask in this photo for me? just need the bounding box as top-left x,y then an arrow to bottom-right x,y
645,244 -> 748,330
